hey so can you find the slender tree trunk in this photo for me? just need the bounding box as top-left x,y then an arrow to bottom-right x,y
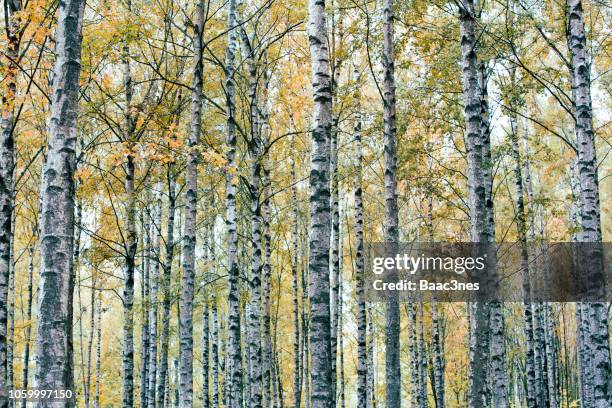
86,273 -> 96,408
566,2 -> 611,406
262,72 -> 274,408
301,234 -> 310,408
291,151 -> 302,408
534,304 -> 548,406
211,293 -> 220,408
431,302 -> 445,408
0,3 -> 21,406
203,292 -> 210,408
577,302 -> 594,407
122,27 -> 138,405
418,304 -> 428,408
478,24 -> 508,408
148,182 -> 162,408
337,268 -> 345,408
485,89 -> 508,408
7,234 -> 14,408
140,211 -> 150,408
34,1 -> 85,406
179,0 -> 205,404
241,19 -> 264,408
208,215 -> 220,408
367,306 -> 377,408
425,181 -> 445,408
173,359 -> 179,408
381,1 -> 401,407
94,292 -> 102,408
489,302 -> 508,408
157,172 -> 177,408
409,304 -> 418,408
543,304 -> 559,407
225,1 -> 243,406
458,3 -> 504,406
307,0 -> 334,406
20,244 -> 35,408
122,154 -> 137,408
508,106 -> 538,408
354,83 -> 367,408
329,6 -> 343,397
262,154 -> 273,408
75,203 -> 86,407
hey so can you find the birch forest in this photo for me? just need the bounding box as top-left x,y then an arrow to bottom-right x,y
0,0 -> 610,407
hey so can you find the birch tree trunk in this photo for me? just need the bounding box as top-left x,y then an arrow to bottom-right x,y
482,60 -> 508,408
577,302 -> 594,407
337,261 -> 345,408
418,304 -> 428,408
0,3 -> 20,405
7,236 -> 14,408
94,292 -> 102,408
508,105 -> 538,408
148,182 -> 162,408
212,293 -> 220,408
382,1 -> 401,406
20,244 -> 35,408
307,0 -> 334,406
178,0 -> 205,404
426,183 -> 445,408
86,273 -> 96,408
354,79 -> 367,408
431,303 -> 445,408
534,304 -> 548,406
409,304 -> 418,408
241,17 -> 264,408
225,1 -> 243,406
329,7 -> 343,399
366,306 -> 375,408
566,1 -> 611,406
338,268 -> 346,408
291,151 -> 302,408
208,216 -> 220,408
157,172 -> 177,408
121,27 -> 138,407
262,170 -> 273,408
34,1 -> 85,407
301,234 -> 311,408
458,2 -> 494,407
543,304 -> 559,407
202,292 -> 210,408
140,212 -> 150,408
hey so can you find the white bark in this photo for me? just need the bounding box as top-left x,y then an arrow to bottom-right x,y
178,0 -> 205,404
225,1 -> 243,406
307,0 -> 334,406
382,1 -> 401,407
34,1 -> 85,407
566,1 -> 611,405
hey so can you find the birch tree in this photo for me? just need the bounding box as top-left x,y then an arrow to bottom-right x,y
566,1 -> 611,405
307,0 -> 334,406
382,1 -> 401,406
457,1 -> 494,406
0,2 -> 22,403
178,0 -> 206,404
353,77 -> 367,408
34,1 -> 86,407
225,0 -> 243,406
